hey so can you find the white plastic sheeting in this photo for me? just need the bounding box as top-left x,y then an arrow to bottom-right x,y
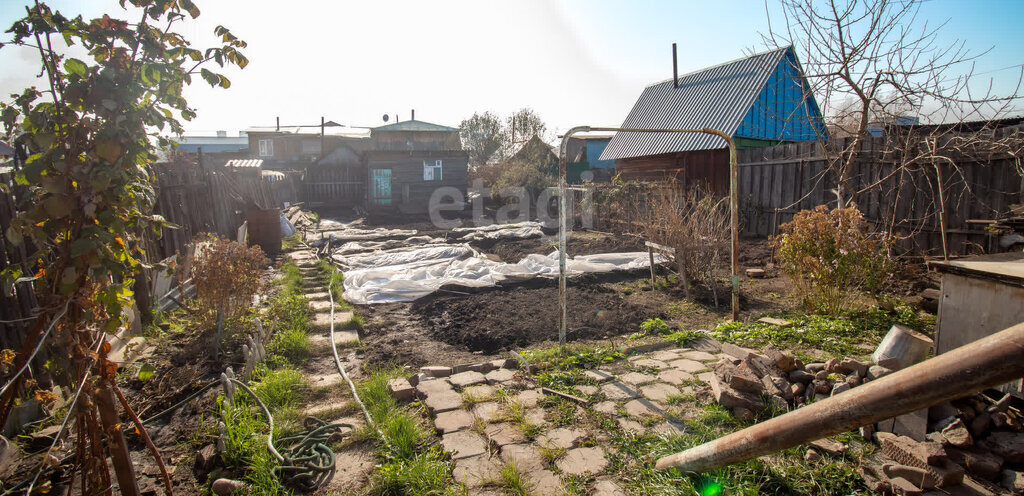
456,221 -> 545,242
333,236 -> 441,255
341,245 -> 668,304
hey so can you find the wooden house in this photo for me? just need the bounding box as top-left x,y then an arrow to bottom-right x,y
600,46 -> 826,194
365,120 -> 468,213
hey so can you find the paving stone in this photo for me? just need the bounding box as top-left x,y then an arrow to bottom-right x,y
537,427 -> 586,450
434,409 -> 475,433
556,447 -> 608,476
601,382 -> 640,400
526,470 -> 565,496
592,479 -> 626,496
305,291 -> 330,301
658,369 -> 694,385
575,385 -> 599,396
679,350 -> 718,362
309,313 -> 335,328
484,368 -> 516,384
501,443 -> 545,472
624,398 -> 663,418
652,420 -> 687,437
720,342 -> 755,360
421,366 -> 453,378
463,384 -> 497,401
669,358 -> 707,373
632,358 -> 670,369
651,350 -> 681,361
616,418 -> 645,435
619,372 -> 657,386
441,431 -> 488,460
640,382 -> 680,403
450,371 -> 487,388
584,369 -> 615,383
515,389 -> 544,409
308,299 -> 334,312
453,454 -> 501,487
524,408 -> 546,426
696,372 -> 715,383
388,377 -> 415,401
417,378 -> 454,395
424,391 -> 463,414
473,401 -> 503,423
593,401 -> 618,415
485,422 -> 527,446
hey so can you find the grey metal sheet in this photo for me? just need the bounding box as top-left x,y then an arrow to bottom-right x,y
601,47 -> 787,160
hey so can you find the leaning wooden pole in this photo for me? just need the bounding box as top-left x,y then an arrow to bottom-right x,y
656,321 -> 1024,473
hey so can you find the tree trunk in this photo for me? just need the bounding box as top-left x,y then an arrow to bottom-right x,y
94,380 -> 139,496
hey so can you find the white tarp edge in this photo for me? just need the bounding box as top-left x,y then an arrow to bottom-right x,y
342,248 -> 668,304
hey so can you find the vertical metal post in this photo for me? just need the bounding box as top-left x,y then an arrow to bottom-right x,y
558,126 -> 592,346
728,136 -> 740,321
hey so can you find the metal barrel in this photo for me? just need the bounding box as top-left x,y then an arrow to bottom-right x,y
655,321 -> 1024,472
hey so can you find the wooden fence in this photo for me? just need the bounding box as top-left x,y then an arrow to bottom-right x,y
737,140 -> 1023,256
0,164 -> 288,355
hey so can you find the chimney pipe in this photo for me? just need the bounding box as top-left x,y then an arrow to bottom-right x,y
672,43 -> 678,88
411,109 -> 415,120
276,116 -> 280,131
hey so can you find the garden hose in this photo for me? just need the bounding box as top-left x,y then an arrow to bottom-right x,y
226,378 -> 352,492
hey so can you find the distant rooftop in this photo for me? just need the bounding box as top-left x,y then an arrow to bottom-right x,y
244,125 -> 371,139
372,119 -> 459,133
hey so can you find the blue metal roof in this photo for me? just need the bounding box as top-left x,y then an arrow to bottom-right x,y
601,47 -> 825,160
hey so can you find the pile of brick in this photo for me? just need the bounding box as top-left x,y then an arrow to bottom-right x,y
706,342 -> 881,418
708,342 -> 1024,494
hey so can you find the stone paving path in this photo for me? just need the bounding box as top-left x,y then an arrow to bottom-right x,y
400,342 -> 726,495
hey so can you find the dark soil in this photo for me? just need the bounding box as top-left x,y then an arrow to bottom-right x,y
412,274 -> 665,354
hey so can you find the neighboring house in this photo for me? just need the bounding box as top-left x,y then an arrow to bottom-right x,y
510,135 -> 558,166
365,120 -> 468,213
170,131 -> 250,168
600,46 -> 826,193
564,133 -> 615,182
244,122 -> 372,170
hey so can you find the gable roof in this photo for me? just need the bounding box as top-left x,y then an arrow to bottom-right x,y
601,46 -> 823,161
372,119 -> 459,133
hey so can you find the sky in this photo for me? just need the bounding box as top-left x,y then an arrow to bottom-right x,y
1,0 -> 1022,138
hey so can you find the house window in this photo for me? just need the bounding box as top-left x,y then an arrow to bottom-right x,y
258,139 -> 274,157
423,159 -> 443,181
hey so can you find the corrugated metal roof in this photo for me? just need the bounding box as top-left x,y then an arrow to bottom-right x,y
244,126 -> 371,138
600,47 -> 788,161
372,120 -> 459,133
225,159 -> 263,168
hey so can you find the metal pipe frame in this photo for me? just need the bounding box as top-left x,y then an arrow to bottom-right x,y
655,321 -> 1024,473
557,126 -> 740,346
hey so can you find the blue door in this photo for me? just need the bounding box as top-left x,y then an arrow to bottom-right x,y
371,169 -> 392,205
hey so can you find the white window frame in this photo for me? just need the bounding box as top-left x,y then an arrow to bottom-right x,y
258,139 -> 274,157
423,159 -> 443,181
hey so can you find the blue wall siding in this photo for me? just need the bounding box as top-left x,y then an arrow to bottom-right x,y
586,139 -> 614,169
734,50 -> 826,142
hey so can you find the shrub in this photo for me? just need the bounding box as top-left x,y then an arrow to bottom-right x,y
191,234 -> 269,322
640,317 -> 672,335
633,182 -> 729,289
775,205 -> 893,314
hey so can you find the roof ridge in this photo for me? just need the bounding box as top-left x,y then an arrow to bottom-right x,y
645,45 -> 790,89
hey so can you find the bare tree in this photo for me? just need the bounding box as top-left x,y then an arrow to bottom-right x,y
764,0 -> 1024,210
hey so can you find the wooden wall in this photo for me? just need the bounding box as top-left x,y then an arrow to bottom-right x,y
615,149 -> 730,195
366,151 -> 469,214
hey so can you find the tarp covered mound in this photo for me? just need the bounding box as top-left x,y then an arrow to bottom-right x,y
340,244 -> 668,304
453,221 -> 545,242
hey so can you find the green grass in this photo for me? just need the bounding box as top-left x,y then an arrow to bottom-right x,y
266,269 -> 311,363
596,402 -> 868,495
251,367 -> 307,410
489,460 -> 532,495
282,233 -> 303,251
357,368 -> 458,495
707,304 -> 934,357
317,258 -> 353,311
